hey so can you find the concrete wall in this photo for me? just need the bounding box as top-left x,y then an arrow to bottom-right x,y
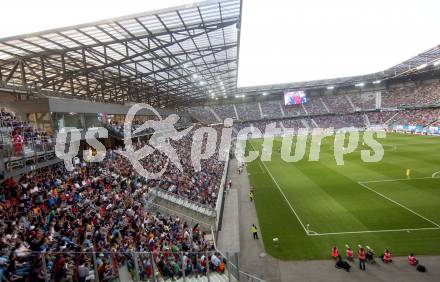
1,98 -> 50,120
0,91 -> 19,102
48,97 -> 188,117
0,97 -> 190,119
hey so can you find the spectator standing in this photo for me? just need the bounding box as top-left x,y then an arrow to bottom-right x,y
331,246 -> 339,259
251,224 -> 259,240
346,246 -> 353,261
358,247 -> 366,271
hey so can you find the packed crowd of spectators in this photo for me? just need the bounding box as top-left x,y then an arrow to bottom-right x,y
185,81 -> 440,124
235,102 -> 261,121
303,97 -> 328,115
382,80 -> 440,108
313,114 -> 365,129
1,108 -> 53,158
323,95 -> 353,114
203,107 -> 439,138
283,104 -> 306,117
233,114 -> 368,135
211,105 -> 237,121
140,125 -> 226,208
366,111 -> 397,126
260,101 -> 283,119
414,82 -> 440,105
233,121 -> 275,135
381,85 -> 416,108
350,92 -> 376,111
390,108 -> 440,126
186,107 -> 219,124
0,145 -> 225,281
281,118 -> 307,131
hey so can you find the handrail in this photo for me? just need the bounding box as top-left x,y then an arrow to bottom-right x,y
104,123 -> 192,139
143,195 -> 214,230
149,186 -> 216,216
211,226 -> 266,282
215,144 -> 231,230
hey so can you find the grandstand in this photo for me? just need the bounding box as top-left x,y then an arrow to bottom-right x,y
1,0 -> 440,282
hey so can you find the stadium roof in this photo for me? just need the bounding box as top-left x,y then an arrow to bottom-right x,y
0,0 -> 241,107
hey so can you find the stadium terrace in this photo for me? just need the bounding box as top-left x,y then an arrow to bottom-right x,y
1,1 -> 440,282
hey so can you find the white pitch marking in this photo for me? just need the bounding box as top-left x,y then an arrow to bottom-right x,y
308,227 -> 440,236
357,181 -> 440,228
249,141 -> 310,236
256,160 -> 265,173
359,176 -> 435,184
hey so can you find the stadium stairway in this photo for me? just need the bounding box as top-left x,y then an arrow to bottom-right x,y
385,111 -> 400,125
345,95 -> 356,111
310,118 -> 318,128
301,118 -> 311,129
424,118 -> 439,127
278,102 -> 285,117
206,106 -> 222,123
319,97 -> 331,113
232,105 -> 239,120
258,102 -> 264,119
301,103 -> 308,115
279,122 -> 286,132
363,113 -> 370,127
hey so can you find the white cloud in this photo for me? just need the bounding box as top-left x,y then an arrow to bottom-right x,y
237,0 -> 440,87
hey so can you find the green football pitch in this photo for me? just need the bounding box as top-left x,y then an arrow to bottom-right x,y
245,132 -> 440,260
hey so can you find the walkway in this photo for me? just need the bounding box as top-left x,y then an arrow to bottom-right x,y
220,157 -> 281,281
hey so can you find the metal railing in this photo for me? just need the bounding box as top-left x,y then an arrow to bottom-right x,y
211,227 -> 265,282
149,186 -> 216,217
0,136 -> 57,172
215,146 -> 231,230
5,249 -> 237,282
143,196 -> 214,231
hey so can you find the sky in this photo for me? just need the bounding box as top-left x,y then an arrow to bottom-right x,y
237,0 -> 440,87
1,0 -> 439,87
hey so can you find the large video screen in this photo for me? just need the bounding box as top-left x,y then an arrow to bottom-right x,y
284,91 -> 306,105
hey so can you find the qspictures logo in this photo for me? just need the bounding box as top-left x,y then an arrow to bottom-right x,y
55,103 -> 386,178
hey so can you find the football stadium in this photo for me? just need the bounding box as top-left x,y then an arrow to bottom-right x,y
1,0 -> 440,281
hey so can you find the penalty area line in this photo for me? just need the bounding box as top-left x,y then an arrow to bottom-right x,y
357,181 -> 440,229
